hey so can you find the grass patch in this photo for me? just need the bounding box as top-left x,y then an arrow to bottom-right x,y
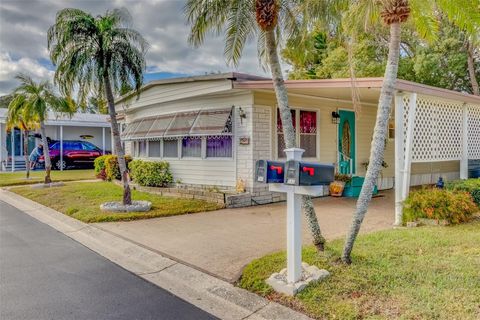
12,181 -> 223,223
239,221 -> 480,319
0,169 -> 95,187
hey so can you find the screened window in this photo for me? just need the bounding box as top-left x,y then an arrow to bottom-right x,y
182,137 -> 201,157
148,141 -> 161,158
207,136 -> 232,158
163,139 -> 178,158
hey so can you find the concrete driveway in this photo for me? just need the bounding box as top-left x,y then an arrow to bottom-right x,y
95,190 -> 395,282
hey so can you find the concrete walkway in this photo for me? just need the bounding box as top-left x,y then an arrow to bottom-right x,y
95,190 -> 395,282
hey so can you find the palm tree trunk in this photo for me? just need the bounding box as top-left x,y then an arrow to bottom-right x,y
40,121 -> 52,184
342,22 -> 402,264
265,30 -> 326,251
103,72 -> 131,205
23,129 -> 30,179
467,40 -> 479,96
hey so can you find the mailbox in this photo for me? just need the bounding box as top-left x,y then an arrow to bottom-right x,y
255,160 -> 285,183
284,160 -> 334,186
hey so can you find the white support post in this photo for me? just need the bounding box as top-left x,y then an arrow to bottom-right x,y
60,125 -> 63,171
20,130 -> 23,160
401,93 -> 417,202
11,129 -> 15,172
394,93 -> 405,225
284,148 -> 304,283
460,105 -> 468,179
102,127 -> 106,155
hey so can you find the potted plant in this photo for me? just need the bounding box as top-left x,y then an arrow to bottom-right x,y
329,173 -> 352,197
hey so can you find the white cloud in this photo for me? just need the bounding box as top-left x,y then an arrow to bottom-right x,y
0,52 -> 54,95
0,0 -> 278,95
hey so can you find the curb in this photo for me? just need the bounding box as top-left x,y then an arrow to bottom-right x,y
0,189 -> 312,320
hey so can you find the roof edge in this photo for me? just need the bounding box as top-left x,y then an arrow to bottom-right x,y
234,77 -> 480,104
115,72 -> 270,105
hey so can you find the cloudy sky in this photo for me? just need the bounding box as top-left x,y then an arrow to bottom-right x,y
0,0 -> 270,96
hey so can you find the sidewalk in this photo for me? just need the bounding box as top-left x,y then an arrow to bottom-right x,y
96,191 -> 395,282
0,189 -> 311,320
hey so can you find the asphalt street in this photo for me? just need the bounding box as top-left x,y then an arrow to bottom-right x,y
0,200 -> 216,320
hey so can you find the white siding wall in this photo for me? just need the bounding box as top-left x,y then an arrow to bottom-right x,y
117,79 -> 233,111
124,91 -> 253,188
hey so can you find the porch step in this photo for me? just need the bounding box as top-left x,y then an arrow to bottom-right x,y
4,160 -> 27,172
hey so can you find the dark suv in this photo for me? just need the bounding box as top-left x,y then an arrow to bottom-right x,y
39,140 -> 109,170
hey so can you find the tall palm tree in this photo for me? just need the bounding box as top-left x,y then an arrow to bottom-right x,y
185,0 -> 327,251
47,8 -> 148,205
7,74 -> 72,183
466,35 -> 479,96
336,0 -> 480,264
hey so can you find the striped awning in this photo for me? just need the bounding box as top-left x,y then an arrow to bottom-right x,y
121,107 -> 233,141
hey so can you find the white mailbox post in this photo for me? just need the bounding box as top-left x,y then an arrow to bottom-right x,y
266,148 -> 330,295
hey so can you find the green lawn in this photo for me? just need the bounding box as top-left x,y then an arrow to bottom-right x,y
0,169 -> 95,187
239,221 -> 480,320
12,181 -> 223,223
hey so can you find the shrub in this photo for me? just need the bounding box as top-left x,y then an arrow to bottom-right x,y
128,159 -> 173,187
445,178 -> 480,207
104,155 -> 132,181
94,155 -> 109,180
403,188 -> 477,224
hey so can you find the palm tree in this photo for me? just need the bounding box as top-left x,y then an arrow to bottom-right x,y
185,0 -> 327,251
7,74 -> 72,183
337,0 -> 480,264
47,8 -> 148,205
466,35 -> 479,96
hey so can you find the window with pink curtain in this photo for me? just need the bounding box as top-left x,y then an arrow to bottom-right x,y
300,110 -> 317,157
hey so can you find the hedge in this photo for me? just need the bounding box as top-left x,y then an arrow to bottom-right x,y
403,188 -> 477,224
94,155 -> 132,181
445,178 -> 480,207
129,159 -> 173,187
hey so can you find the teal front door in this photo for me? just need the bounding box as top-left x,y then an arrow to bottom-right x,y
338,110 -> 356,174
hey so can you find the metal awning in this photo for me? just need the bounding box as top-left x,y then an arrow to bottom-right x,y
164,111 -> 199,137
147,114 -> 176,139
190,107 -> 233,135
121,107 -> 233,141
121,121 -> 141,140
129,117 -> 156,140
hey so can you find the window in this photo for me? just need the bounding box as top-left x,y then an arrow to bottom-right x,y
50,142 -> 60,150
300,110 -> 317,157
277,109 -> 317,158
388,119 -> 395,139
277,110 -> 296,158
182,137 -> 201,157
138,141 -> 147,157
163,139 -> 178,158
81,141 -> 98,151
207,136 -> 232,158
148,141 -> 161,157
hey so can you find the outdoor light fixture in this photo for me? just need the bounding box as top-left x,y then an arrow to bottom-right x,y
238,106 -> 247,124
331,111 -> 340,124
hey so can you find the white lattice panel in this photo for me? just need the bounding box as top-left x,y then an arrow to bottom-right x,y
404,96 -> 463,162
468,104 -> 480,159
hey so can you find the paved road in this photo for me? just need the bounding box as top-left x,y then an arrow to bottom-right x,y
0,201 -> 216,320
